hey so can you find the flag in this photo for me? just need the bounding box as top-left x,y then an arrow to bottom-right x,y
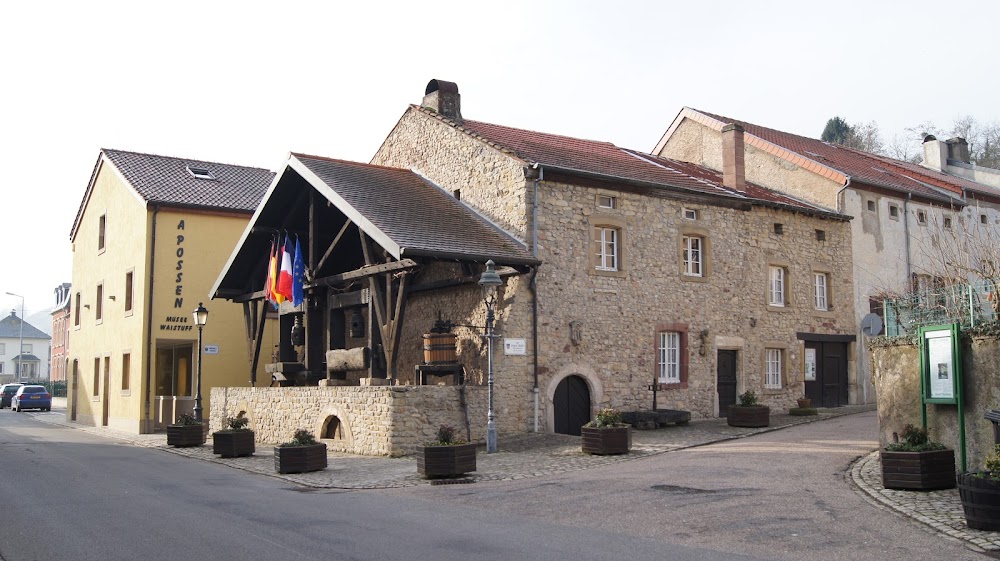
270,238 -> 284,304
264,239 -> 277,307
276,235 -> 294,301
292,235 -> 305,307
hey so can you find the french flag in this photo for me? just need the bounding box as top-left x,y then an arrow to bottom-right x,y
276,235 -> 294,301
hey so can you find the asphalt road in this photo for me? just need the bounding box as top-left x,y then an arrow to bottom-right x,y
0,408 -> 766,561
382,411 -> 988,561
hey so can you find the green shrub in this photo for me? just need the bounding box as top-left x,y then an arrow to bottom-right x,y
586,407 -> 624,428
224,416 -> 250,431
737,390 -> 759,407
174,413 -> 201,426
884,424 -> 946,452
281,429 -> 317,447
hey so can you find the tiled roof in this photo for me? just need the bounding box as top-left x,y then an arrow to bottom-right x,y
417,107 -> 836,216
71,149 -> 275,239
292,154 -> 537,265
691,109 -> 992,202
0,312 -> 50,340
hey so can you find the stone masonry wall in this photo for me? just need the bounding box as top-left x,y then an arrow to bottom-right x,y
872,336 -> 1000,471
210,385 -> 488,457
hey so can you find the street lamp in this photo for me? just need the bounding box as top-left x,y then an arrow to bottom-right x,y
192,302 -> 209,422
478,260 -> 503,454
6,292 -> 24,380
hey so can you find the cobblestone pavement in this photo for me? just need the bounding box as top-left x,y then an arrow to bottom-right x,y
30,402 -> 1000,551
853,451 -> 1000,552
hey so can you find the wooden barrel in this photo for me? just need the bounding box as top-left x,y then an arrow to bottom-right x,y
423,333 -> 457,364
958,472 -> 1000,530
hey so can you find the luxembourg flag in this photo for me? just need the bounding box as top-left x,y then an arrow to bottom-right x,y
276,235 -> 295,301
292,235 -> 305,307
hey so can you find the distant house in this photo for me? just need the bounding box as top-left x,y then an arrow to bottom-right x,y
0,310 -> 52,383
654,108 -> 1000,403
51,283 -> 71,382
67,149 -> 275,432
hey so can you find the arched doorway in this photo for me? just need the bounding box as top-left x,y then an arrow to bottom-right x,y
553,375 -> 591,436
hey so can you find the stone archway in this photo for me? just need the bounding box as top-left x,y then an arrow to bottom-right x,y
316,406 -> 354,451
545,363 -> 603,435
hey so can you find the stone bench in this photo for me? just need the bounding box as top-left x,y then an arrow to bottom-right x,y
621,409 -> 691,430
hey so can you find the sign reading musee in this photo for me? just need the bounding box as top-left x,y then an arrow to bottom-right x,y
203,345 -> 220,355
504,338 -> 526,355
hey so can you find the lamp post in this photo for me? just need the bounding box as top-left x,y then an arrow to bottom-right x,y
6,292 -> 24,380
478,260 -> 503,454
192,302 -> 209,422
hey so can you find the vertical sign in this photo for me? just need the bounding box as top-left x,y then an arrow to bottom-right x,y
804,348 -> 817,381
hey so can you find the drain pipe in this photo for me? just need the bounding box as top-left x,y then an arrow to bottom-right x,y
903,192 -> 913,280
143,205 -> 160,433
835,175 -> 852,214
530,163 -> 542,432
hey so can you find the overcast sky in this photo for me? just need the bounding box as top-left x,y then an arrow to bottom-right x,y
3,0 -> 997,326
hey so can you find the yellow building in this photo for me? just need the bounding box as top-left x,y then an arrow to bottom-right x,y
68,149 -> 275,433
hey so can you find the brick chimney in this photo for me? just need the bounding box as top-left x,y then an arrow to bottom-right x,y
421,79 -> 462,124
921,134 -> 948,171
722,123 -> 746,192
946,137 -> 971,164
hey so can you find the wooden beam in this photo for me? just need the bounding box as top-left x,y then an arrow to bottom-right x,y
315,219 -> 353,273
312,259 -> 418,285
249,300 -> 269,387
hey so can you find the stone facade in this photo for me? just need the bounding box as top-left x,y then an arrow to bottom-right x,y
210,385 -> 487,456
872,335 -> 1000,472
372,106 -> 857,433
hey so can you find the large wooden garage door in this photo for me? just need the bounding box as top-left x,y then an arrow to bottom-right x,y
554,375 -> 591,436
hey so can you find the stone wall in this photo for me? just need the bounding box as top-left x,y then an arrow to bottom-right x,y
210,385 -> 488,457
872,335 -> 1000,471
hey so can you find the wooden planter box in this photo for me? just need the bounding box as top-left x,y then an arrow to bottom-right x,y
213,431 -> 256,458
274,443 -> 328,474
727,406 -> 770,428
880,448 -> 955,491
958,472 -> 1000,530
416,443 -> 477,478
166,424 -> 205,447
581,426 -> 631,455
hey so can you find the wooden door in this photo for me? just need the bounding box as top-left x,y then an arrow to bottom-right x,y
717,350 -> 738,417
553,375 -> 590,436
821,342 -> 848,407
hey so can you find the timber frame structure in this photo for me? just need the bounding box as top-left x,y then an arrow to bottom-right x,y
210,153 -> 538,386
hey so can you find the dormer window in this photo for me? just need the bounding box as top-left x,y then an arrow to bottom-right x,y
186,165 -> 215,180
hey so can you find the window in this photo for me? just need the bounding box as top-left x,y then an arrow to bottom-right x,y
96,284 -> 104,322
595,227 -> 619,271
765,349 -> 783,389
773,223 -> 784,235
769,266 -> 786,307
125,271 -> 134,313
0,363 -> 4,374
867,200 -> 876,212
982,214 -> 989,225
74,292 -> 81,327
682,235 -> 703,276
98,214 -> 106,252
889,205 -> 899,218
0,343 -> 4,355
683,208 -> 698,220
944,216 -> 953,229
186,165 -> 215,180
597,195 -> 617,209
816,229 -> 826,241
917,210 -> 927,224
121,353 -> 131,391
814,273 -> 829,311
22,344 -> 31,354
658,332 -> 680,383
93,358 -> 100,396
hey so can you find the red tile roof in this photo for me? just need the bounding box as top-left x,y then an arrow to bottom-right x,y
693,109 -> 1000,202
415,107 -> 839,217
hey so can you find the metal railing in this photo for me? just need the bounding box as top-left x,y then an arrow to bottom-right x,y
884,280 -> 1000,336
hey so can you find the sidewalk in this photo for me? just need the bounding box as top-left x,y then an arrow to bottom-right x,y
35,400 -> 1000,551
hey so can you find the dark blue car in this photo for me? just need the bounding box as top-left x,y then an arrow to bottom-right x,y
0,383 -> 22,409
11,385 -> 51,412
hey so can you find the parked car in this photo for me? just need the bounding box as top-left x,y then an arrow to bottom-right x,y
0,383 -> 23,409
11,385 -> 51,412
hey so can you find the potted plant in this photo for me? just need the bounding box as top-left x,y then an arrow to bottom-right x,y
790,396 -> 817,416
880,424 -> 955,490
581,407 -> 631,455
416,425 -> 477,479
796,397 -> 812,409
212,415 -> 255,458
727,390 -> 770,428
274,429 -> 327,474
167,413 -> 205,447
958,443 -> 1000,530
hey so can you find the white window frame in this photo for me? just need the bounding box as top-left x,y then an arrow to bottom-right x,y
0,342 -> 5,355
0,363 -> 4,374
22,343 -> 32,354
658,332 -> 680,383
814,273 -> 829,311
597,195 -> 617,209
769,266 -> 786,307
596,227 -> 618,271
683,235 -> 703,277
765,349 -> 782,389
683,208 -> 698,220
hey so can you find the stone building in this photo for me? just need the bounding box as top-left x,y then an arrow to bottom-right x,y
654,108 -> 1000,404
66,149 -> 275,432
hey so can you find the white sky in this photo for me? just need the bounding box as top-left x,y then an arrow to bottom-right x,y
2,0 -> 998,327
